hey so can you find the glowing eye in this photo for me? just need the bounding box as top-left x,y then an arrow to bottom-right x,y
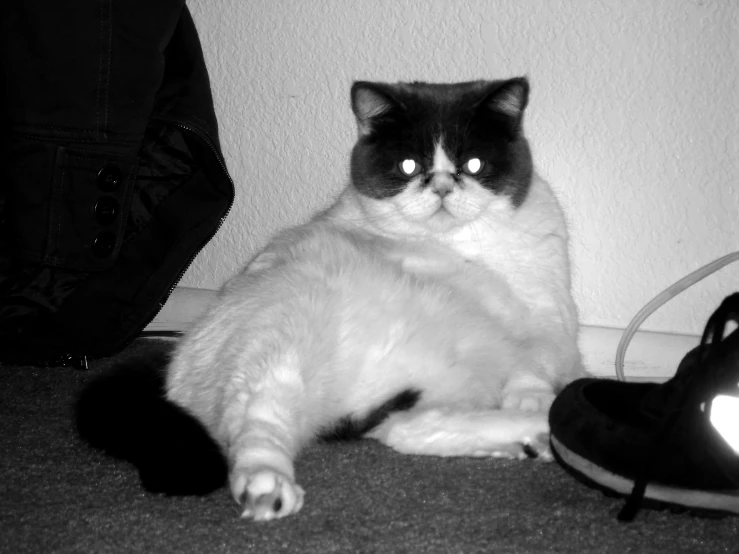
399,159 -> 421,177
461,158 -> 484,175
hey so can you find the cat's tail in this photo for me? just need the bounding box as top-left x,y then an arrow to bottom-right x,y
74,341 -> 228,495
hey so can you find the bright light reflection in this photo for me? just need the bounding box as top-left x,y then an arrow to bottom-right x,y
710,394 -> 739,455
467,158 -> 481,173
401,159 -> 416,175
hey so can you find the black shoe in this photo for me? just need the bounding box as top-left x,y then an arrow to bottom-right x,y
549,293 -> 739,521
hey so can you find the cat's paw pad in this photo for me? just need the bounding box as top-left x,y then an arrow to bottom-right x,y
501,389 -> 556,412
487,433 -> 552,462
488,444 -> 528,459
232,468 -> 305,521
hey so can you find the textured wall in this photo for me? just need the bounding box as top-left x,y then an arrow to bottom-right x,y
183,0 -> 738,335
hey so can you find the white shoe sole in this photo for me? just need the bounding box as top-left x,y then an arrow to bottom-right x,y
550,435 -> 739,515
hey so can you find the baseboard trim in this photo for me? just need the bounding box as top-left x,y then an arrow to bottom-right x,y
145,286 -> 217,334
146,287 -> 698,383
579,325 -> 696,383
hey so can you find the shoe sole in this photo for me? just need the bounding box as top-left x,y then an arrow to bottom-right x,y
550,435 -> 739,517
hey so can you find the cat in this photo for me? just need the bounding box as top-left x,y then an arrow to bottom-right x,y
76,76 -> 584,522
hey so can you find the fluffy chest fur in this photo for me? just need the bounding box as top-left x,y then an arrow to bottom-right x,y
326,169 -> 574,334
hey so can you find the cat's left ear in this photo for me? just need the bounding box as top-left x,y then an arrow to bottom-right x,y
481,77 -> 530,133
351,82 -> 401,136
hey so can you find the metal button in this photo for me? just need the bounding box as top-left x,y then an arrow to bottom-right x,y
96,164 -> 122,192
94,197 -> 119,225
92,232 -> 116,258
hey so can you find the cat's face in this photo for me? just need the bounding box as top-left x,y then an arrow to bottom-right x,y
349,78 -> 533,234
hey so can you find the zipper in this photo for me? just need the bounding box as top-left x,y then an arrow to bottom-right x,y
137,119 -> 236,334
90,119 -> 236,362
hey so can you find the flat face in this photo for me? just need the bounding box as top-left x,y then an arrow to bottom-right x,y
350,79 -> 533,231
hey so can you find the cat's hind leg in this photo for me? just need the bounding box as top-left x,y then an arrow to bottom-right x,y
368,407 -> 552,460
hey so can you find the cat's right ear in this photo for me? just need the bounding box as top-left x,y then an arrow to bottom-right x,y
351,82 -> 399,136
480,77 -> 530,135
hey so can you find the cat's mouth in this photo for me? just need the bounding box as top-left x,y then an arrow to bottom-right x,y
429,203 -> 459,228
434,202 -> 451,216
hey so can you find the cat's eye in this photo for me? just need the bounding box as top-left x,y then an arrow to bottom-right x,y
399,159 -> 422,177
461,158 -> 485,176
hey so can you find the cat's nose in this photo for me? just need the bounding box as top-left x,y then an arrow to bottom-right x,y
433,184 -> 452,198
431,175 -> 454,197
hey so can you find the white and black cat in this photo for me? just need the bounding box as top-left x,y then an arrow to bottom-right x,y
76,77 -> 584,522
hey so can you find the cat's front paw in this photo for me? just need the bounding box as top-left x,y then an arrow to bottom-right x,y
231,468 -> 305,521
501,389 -> 555,412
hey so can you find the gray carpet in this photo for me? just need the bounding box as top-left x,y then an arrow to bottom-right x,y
1,340 -> 737,554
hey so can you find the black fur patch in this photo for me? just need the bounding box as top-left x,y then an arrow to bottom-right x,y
320,388 -> 422,441
74,342 -> 228,496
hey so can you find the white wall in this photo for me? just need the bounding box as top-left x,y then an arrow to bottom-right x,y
183,0 -> 739,336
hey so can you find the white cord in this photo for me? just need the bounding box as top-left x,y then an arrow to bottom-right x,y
615,251 -> 739,381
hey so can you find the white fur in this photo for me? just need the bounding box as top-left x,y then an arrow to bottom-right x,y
432,139 -> 456,174
165,136 -> 583,521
